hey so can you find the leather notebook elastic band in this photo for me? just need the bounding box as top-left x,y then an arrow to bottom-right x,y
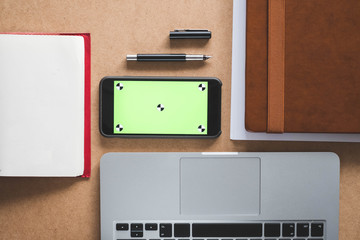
267,0 -> 285,133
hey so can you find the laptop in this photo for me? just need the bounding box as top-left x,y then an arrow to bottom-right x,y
100,152 -> 339,240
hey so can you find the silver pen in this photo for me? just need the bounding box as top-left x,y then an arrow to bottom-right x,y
126,54 -> 212,62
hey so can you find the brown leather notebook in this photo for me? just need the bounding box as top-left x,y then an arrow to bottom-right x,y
245,0 -> 360,133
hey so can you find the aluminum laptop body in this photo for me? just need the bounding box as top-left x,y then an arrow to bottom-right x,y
100,152 -> 339,240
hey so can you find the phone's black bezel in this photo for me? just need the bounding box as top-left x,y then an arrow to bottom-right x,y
99,76 -> 221,138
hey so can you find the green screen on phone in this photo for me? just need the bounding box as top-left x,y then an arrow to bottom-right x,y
113,81 -> 208,134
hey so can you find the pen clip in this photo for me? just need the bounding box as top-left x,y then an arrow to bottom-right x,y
174,29 -> 209,32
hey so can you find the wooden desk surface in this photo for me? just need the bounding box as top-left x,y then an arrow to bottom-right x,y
0,0 -> 359,239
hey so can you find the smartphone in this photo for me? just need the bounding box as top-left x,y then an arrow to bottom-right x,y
99,76 -> 222,138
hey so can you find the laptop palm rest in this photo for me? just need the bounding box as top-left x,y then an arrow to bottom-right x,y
180,157 -> 260,215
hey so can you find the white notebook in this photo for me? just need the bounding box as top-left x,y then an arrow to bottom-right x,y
0,34 -> 91,176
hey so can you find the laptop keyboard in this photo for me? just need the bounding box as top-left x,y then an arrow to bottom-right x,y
114,221 -> 325,240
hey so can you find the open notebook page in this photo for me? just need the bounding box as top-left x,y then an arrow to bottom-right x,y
0,34 -> 85,176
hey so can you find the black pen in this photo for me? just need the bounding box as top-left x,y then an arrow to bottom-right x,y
126,54 -> 212,62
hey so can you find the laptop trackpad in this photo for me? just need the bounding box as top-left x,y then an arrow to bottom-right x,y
180,157 -> 260,215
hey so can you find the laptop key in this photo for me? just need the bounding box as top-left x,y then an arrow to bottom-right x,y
118,239 -> 146,240
146,223 -> 158,230
131,223 -> 143,237
311,223 -> 324,236
174,223 -> 190,237
193,223 -> 262,237
131,223 -> 143,231
131,232 -> 143,237
160,223 -> 172,237
297,223 -> 309,237
282,223 -> 295,237
264,223 -> 280,237
116,223 -> 129,231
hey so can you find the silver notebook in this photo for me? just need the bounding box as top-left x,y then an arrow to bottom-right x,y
100,152 -> 339,240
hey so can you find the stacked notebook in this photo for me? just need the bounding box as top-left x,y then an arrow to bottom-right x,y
245,0 -> 360,133
0,33 -> 91,177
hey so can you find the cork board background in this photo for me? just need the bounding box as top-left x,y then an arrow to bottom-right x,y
0,0 -> 359,239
